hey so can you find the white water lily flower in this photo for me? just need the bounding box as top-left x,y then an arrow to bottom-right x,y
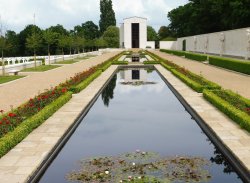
132,162 -> 135,166
120,180 -> 123,183
105,171 -> 109,175
136,149 -> 140,153
138,176 -> 141,179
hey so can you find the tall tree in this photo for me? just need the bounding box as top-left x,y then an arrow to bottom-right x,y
26,31 -> 42,68
0,34 -> 11,75
147,26 -> 158,41
103,26 -> 119,48
43,30 -> 58,64
82,21 -> 99,40
158,26 -> 172,40
99,0 -> 116,34
58,35 -> 68,61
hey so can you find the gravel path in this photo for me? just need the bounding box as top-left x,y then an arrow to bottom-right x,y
0,51 -> 121,112
152,50 -> 250,99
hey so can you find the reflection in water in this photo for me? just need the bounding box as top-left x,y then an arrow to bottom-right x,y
211,148 -> 235,174
101,75 -> 117,107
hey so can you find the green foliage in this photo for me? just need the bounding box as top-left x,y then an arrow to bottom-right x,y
112,61 -> 128,65
70,70 -> 102,93
0,92 -> 72,158
203,90 -> 250,132
99,0 -> 116,34
26,32 -> 43,53
103,26 -> 119,48
160,49 -> 185,56
81,21 -> 100,40
168,1 -> 250,37
0,76 -> 25,84
185,52 -> 208,62
21,65 -> 60,72
161,37 -> 177,41
209,56 -> 250,75
143,61 -> 161,65
171,69 -> 204,92
158,26 -> 172,40
147,26 -> 158,41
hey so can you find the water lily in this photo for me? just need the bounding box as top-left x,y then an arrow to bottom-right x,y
132,162 -> 135,166
105,170 -> 109,175
136,149 -> 140,153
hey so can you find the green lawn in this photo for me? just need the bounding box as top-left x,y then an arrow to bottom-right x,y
0,75 -> 25,84
54,56 -> 96,65
21,65 -> 61,72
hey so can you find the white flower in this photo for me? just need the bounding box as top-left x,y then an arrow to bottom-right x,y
128,176 -> 132,179
142,152 -> 146,155
138,176 -> 141,179
120,180 -> 123,183
136,149 -> 140,153
132,162 -> 136,166
105,171 -> 109,175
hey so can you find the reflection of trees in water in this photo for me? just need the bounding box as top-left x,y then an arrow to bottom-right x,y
210,145 -> 235,174
101,75 -> 117,107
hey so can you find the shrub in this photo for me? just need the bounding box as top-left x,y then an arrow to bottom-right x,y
209,56 -> 250,75
143,61 -> 161,65
171,69 -> 204,92
160,49 -> 185,57
184,52 -> 207,62
69,70 -> 102,93
203,90 -> 250,132
112,61 -> 128,65
0,92 -> 72,158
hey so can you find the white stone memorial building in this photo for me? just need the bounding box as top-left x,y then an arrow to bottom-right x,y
120,17 -> 148,49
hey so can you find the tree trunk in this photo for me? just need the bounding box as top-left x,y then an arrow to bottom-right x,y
62,48 -> 64,61
48,44 -> 50,65
34,49 -> 37,68
1,49 -> 5,76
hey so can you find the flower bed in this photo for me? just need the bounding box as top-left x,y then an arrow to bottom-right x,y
203,90 -> 250,132
171,68 -> 221,92
0,92 -> 72,157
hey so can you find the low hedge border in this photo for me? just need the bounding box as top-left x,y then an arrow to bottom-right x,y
160,49 -> 185,57
209,56 -> 250,75
203,90 -> 250,132
171,69 -> 204,92
112,61 -> 129,65
0,92 -> 72,158
184,52 -> 207,62
70,70 -> 102,93
143,61 -> 161,65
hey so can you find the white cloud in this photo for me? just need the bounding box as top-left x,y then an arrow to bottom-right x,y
0,0 -> 188,32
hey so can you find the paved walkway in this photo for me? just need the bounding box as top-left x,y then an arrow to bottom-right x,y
152,50 -> 250,99
0,65 -> 118,183
0,51 -> 121,112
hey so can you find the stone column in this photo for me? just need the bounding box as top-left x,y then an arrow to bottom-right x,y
246,29 -> 250,60
194,36 -> 197,52
219,33 -> 225,56
204,36 -> 209,54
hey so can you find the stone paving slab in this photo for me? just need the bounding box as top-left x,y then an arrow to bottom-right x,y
155,65 -> 250,172
0,65 -> 118,183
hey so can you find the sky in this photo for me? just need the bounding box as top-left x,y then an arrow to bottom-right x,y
0,0 -> 188,33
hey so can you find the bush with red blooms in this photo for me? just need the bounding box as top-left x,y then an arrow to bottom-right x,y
0,87 -> 68,137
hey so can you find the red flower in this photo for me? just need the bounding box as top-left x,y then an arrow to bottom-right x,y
61,88 -> 67,93
8,113 -> 16,117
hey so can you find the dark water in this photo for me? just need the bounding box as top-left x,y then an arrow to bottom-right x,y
39,68 -> 242,183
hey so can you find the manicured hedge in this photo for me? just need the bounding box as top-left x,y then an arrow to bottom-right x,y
70,70 -> 102,93
184,52 -> 207,62
171,69 -> 204,92
112,61 -> 129,65
209,56 -> 250,75
143,61 -> 161,65
161,62 -> 173,71
203,90 -> 250,132
160,49 -> 185,57
0,92 -> 72,158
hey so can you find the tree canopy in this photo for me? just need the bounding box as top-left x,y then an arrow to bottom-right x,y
168,0 -> 250,37
103,26 -> 119,48
99,0 -> 116,34
147,26 -> 158,41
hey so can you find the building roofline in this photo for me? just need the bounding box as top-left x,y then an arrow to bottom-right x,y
123,16 -> 147,20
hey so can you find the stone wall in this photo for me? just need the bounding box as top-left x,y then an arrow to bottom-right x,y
159,41 -> 177,50
176,27 -> 250,60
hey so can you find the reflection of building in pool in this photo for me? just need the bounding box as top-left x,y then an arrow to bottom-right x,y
120,69 -> 147,83
120,68 -> 156,85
